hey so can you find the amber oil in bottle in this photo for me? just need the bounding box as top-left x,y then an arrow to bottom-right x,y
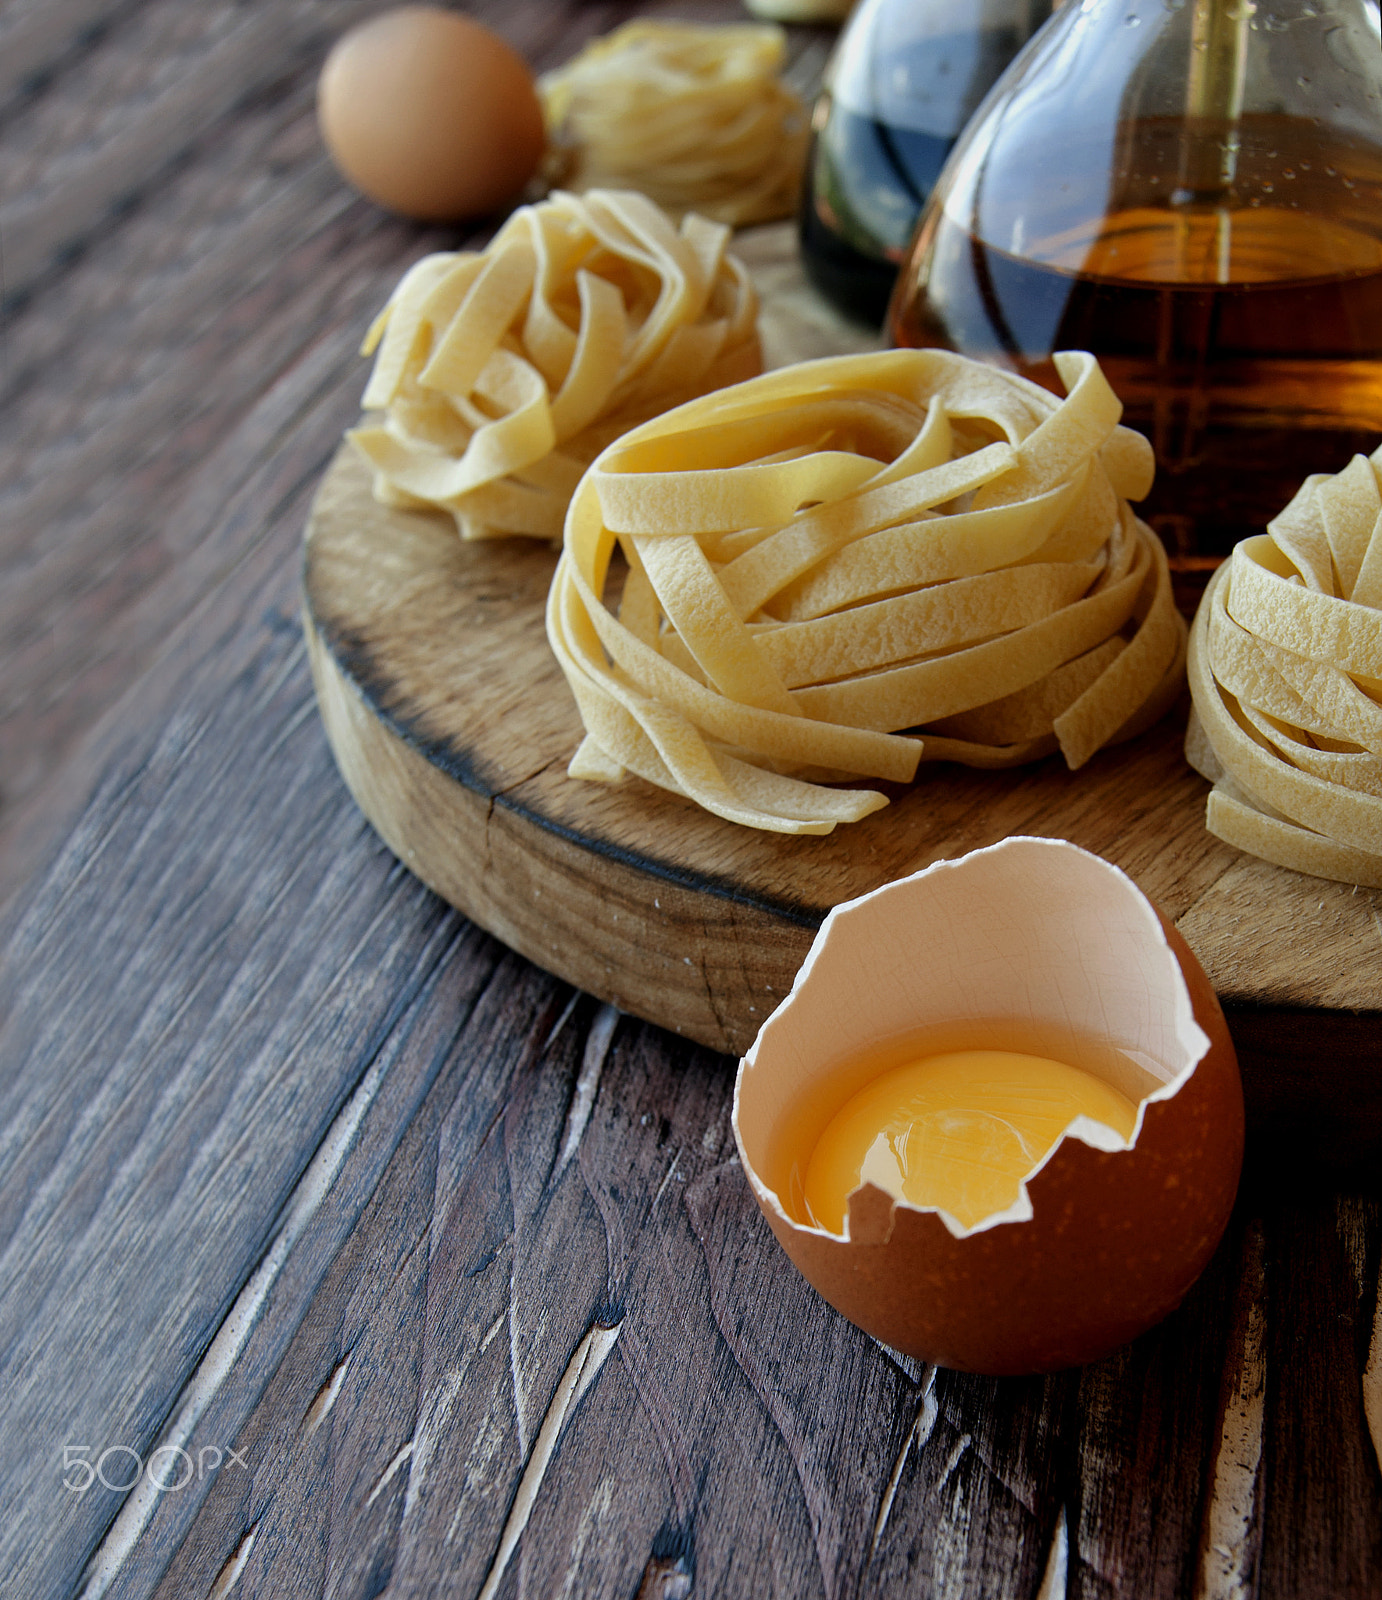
892,114 -> 1382,577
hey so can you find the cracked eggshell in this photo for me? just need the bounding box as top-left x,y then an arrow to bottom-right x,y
732,836 -> 1243,1375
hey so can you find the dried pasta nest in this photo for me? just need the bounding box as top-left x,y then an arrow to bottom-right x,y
1187,449 -> 1382,887
538,21 -> 809,227
349,189 -> 761,541
547,348 -> 1185,835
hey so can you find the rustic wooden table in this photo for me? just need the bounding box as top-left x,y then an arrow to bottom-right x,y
3,2 -> 1380,1597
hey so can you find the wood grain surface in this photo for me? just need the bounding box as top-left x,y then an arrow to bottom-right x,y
2,4 -> 1380,1599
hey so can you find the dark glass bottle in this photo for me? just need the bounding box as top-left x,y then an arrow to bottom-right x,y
799,0 -> 1052,326
889,0 -> 1382,577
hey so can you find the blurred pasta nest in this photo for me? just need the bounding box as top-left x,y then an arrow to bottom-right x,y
539,20 -> 809,226
350,189 -> 761,541
547,350 -> 1186,835
1187,449 -> 1382,887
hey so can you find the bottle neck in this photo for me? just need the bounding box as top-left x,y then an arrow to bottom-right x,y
927,0 -> 1382,273
1072,0 -> 1376,25
991,0 -> 1382,142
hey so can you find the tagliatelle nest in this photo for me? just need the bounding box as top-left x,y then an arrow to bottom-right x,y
546,349 -> 1186,835
538,21 -> 809,227
349,189 -> 761,541
1187,448 -> 1382,886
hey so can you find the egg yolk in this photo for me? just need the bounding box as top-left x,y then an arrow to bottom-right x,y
802,1050 -> 1140,1233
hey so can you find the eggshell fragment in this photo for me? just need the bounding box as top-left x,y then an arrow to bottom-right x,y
732,837 -> 1244,1374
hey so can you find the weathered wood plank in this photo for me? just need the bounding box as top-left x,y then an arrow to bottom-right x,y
0,604 -> 495,1596
0,205 -> 393,883
5,2 -> 1381,1596
112,953 -> 570,1600
688,1159 -> 1052,1600
0,76 -> 425,861
0,0 -> 607,299
1194,1217 -> 1268,1597
91,966 -> 1382,1599
1070,1223 -> 1238,1598
1257,1194 -> 1382,1598
87,918 -> 510,1599
123,1001 -> 823,1600
0,0 -> 149,110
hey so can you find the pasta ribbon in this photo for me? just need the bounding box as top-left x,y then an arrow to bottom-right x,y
548,349 -> 1183,835
539,21 -> 808,227
350,189 -> 761,540
1187,447 -> 1382,886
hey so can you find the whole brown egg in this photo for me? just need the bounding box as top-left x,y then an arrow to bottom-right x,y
317,7 -> 546,221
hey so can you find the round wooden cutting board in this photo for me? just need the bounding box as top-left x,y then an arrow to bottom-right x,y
302,226 -> 1379,1164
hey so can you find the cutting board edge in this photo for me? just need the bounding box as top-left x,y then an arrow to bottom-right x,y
304,591 -> 1382,1085
303,600 -> 821,1055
